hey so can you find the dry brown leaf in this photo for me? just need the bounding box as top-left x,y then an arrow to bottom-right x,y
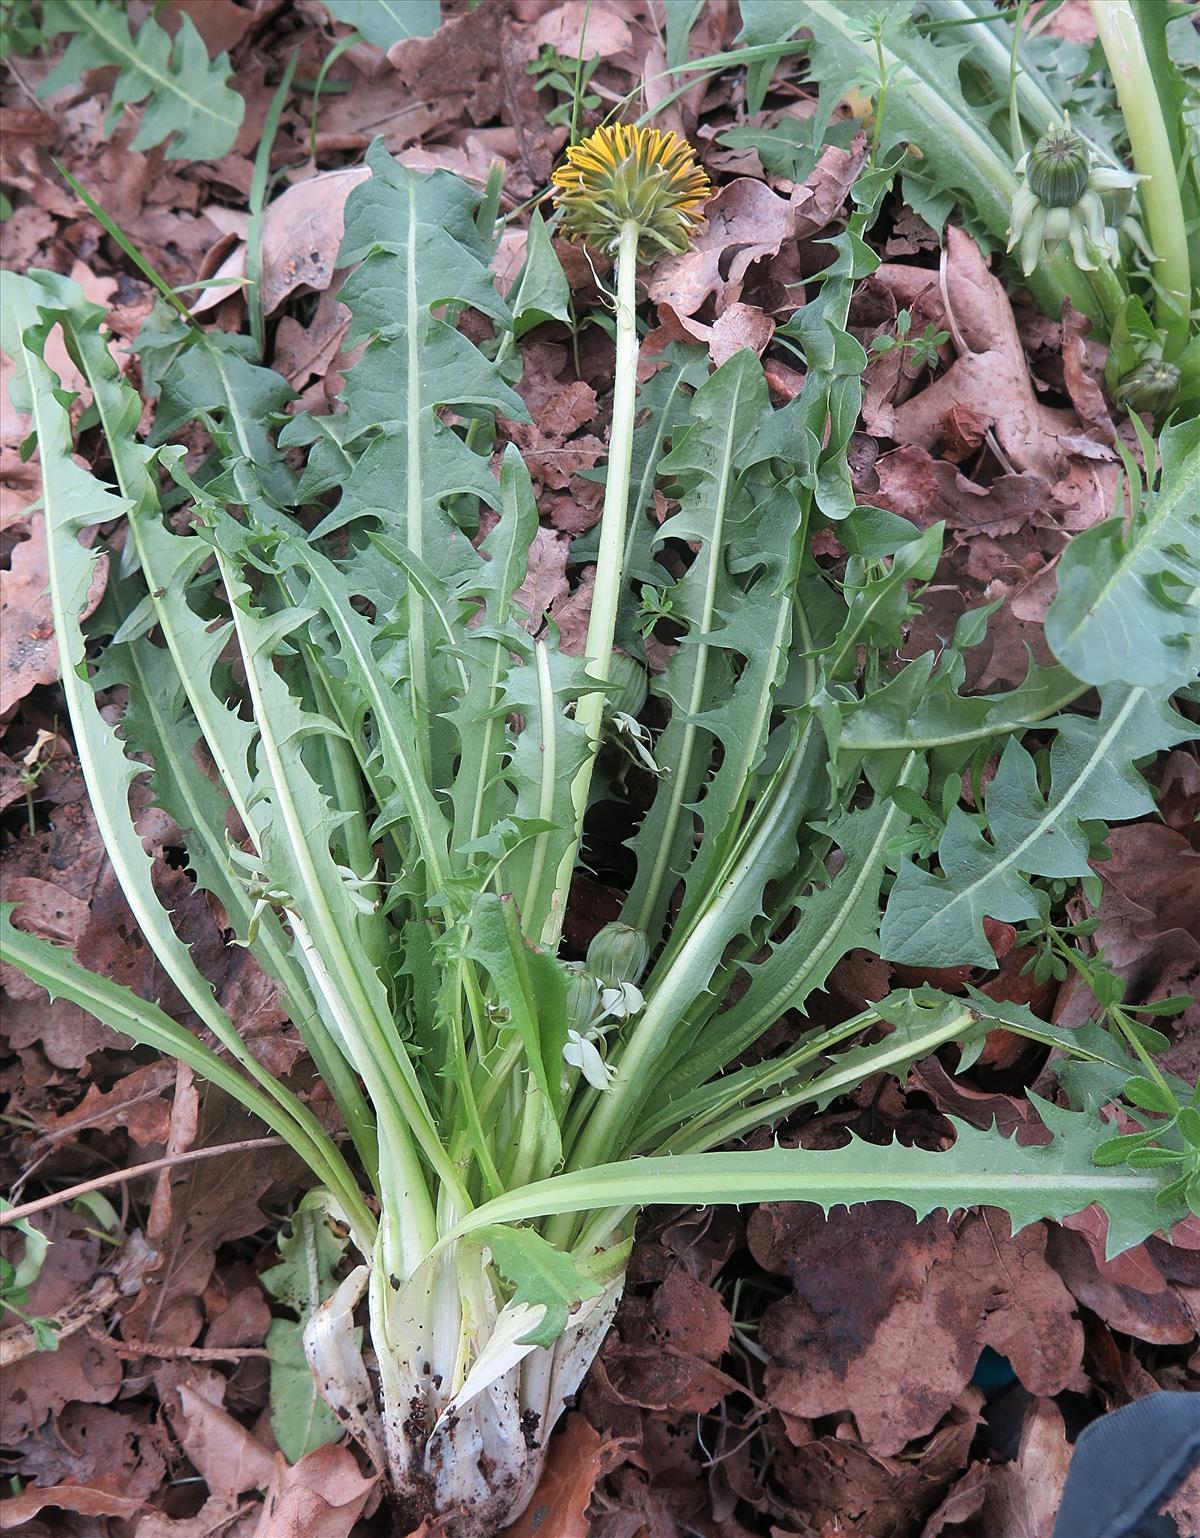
920,1460 -> 990,1537
1060,303 -> 1115,440
753,1205 -> 1083,1455
883,229 -> 1091,481
172,1384 -> 276,1505
978,1398 -> 1072,1538
597,1265 -> 743,1415
528,0 -> 633,58
502,1414 -> 615,1538
192,168 -> 369,318
653,299 -> 774,367
646,179 -> 797,319
133,1494 -> 259,1537
157,0 -> 257,56
249,1444 -> 378,1538
513,526 -> 571,628
28,1061 -> 178,1149
390,0 -> 552,197
0,1480 -> 145,1527
506,378 -> 604,491
547,563 -> 594,656
1053,822 -> 1200,1036
121,1098 -> 303,1348
648,143 -> 862,320
1048,1218 -> 1197,1345
769,1395 -> 981,1538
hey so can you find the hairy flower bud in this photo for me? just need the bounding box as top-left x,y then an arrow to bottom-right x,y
1114,359 -> 1180,416
1026,123 -> 1091,209
586,921 -> 650,987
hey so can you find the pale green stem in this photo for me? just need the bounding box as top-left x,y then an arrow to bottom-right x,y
1090,0 -> 1191,357
404,174 -> 432,774
541,219 -> 642,951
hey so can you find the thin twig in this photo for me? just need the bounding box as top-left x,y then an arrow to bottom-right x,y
85,1324 -> 271,1362
1,1136 -> 290,1227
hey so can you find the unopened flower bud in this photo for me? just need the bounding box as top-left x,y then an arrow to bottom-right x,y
1026,122 -> 1091,209
606,651 -> 647,718
586,921 -> 650,987
564,964 -> 602,1034
1114,359 -> 1180,416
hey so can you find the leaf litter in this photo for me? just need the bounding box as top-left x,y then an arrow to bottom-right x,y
1,1 -> 1197,1535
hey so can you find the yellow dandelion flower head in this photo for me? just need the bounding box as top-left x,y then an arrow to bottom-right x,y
551,123 -> 710,258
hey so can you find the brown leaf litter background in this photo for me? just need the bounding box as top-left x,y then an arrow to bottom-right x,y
1,1 -> 1198,1536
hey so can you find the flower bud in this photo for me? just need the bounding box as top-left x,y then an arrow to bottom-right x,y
1027,122 -> 1091,209
586,921 -> 650,987
1114,359 -> 1180,416
606,651 -> 647,717
564,964 -> 602,1034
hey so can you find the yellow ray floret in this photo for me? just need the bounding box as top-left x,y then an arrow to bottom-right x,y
552,123 -> 710,258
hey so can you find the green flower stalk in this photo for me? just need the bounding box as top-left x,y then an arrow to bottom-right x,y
1089,0 -> 1193,358
543,125 -> 710,948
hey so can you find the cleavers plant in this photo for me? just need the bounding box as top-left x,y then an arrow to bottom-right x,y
2,116 -> 1197,1536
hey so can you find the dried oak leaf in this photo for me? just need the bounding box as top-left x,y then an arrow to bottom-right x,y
648,143 -> 864,320
156,0 -> 256,56
0,1212 -> 125,1439
1059,303 -> 1115,441
528,1 -> 633,58
120,1094 -> 303,1348
505,380 -> 604,492
870,446 -> 1048,539
0,1480 -> 144,1528
1053,822 -> 1200,1036
751,1204 -> 1083,1455
173,1382 -> 276,1505
883,228 -> 1102,485
274,293 -> 351,391
513,526 -> 571,628
8,1402 -> 168,1511
547,562 -> 595,656
652,299 -> 775,368
391,0 -> 551,194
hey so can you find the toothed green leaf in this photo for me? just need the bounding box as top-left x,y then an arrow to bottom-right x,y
881,688 -> 1195,968
1045,419 -> 1200,690
472,1225 -> 601,1348
41,0 -> 243,160
455,1098 -> 1189,1260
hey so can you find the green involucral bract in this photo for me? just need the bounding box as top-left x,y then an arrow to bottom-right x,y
1,121 -> 1195,1535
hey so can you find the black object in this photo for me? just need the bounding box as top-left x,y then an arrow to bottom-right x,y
1053,1392 -> 1200,1538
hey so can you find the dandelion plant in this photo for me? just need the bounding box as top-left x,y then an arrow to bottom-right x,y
1,118 -> 1195,1536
